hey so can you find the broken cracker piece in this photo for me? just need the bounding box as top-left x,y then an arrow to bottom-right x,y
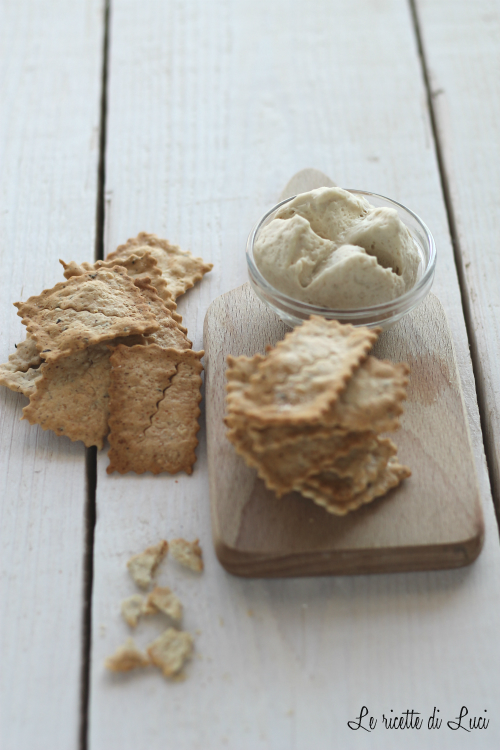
121,595 -> 145,628
132,278 -> 191,349
143,587 -> 183,623
147,628 -> 194,677
107,231 -> 213,299
106,345 -> 204,475
169,538 -> 204,572
127,540 -> 168,589
15,266 -> 159,362
105,637 -> 150,672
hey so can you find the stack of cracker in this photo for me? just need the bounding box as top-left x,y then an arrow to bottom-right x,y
224,316 -> 411,514
0,233 -> 212,475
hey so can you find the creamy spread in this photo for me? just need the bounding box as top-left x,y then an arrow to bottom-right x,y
254,187 -> 420,309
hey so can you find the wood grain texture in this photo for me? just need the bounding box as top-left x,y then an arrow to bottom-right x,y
415,0 -> 500,512
0,2 -> 104,748
205,285 -> 483,576
89,1 -> 500,749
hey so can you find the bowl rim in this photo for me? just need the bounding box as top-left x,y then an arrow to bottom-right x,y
246,188 -> 437,318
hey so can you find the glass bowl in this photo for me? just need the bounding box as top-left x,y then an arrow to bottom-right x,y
246,190 -> 436,330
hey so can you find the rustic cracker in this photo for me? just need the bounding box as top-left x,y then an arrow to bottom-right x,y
121,595 -> 145,628
107,232 -> 213,299
15,267 -> 159,362
143,587 -> 183,622
146,628 -> 194,677
132,278 -> 191,349
20,334 -> 144,448
106,345 -> 204,475
225,352 -> 408,451
60,250 -> 185,327
226,420 -> 372,496
105,637 -> 150,672
126,540 -> 168,589
226,317 -> 379,425
297,458 -> 411,515
168,538 -> 204,572
0,365 -> 42,397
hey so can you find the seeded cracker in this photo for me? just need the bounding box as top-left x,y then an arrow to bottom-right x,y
14,267 -> 159,362
60,249 -> 185,329
131,278 -> 191,349
147,628 -> 194,677
121,595 -> 145,628
21,335 -> 145,448
106,345 -> 204,475
106,231 -> 213,299
105,638 -> 150,672
168,538 -> 204,572
0,366 -> 42,397
143,587 -> 183,622
127,540 -> 168,589
226,316 -> 379,425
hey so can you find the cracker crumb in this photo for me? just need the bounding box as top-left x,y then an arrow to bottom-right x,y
143,586 -> 183,623
105,637 -> 150,672
169,538 -> 204,572
147,628 -> 194,677
127,540 -> 168,589
121,594 -> 145,627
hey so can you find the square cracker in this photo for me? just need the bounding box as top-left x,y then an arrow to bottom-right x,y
106,344 -> 204,475
14,266 -> 159,363
21,334 -> 145,448
226,316 -> 379,425
106,231 -> 213,299
60,249 -> 185,329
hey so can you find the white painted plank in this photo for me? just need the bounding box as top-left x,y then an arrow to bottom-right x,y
89,1 -> 499,748
414,0 -> 500,502
0,1 -> 104,747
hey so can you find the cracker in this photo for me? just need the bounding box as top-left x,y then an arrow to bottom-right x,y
121,595 -> 145,628
226,421 -> 373,496
106,345 -> 204,475
226,317 -> 379,425
60,250 -> 185,328
127,540 -> 168,589
168,538 -> 204,572
146,628 -> 194,677
297,457 -> 411,515
143,587 -> 183,622
0,365 -> 42,397
105,637 -> 150,672
15,266 -> 159,362
20,335 -> 144,448
106,232 -> 213,299
132,278 -> 191,349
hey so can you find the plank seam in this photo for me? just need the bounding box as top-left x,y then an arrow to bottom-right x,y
408,0 -> 498,527
79,2 -> 110,749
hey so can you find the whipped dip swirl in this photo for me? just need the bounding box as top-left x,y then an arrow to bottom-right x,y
253,187 -> 420,309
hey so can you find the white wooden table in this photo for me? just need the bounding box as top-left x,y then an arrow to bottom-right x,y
1,1 -> 500,748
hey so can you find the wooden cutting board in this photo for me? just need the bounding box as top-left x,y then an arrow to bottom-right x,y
203,171 -> 484,577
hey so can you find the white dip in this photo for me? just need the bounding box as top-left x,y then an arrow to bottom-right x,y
253,187 -> 420,309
